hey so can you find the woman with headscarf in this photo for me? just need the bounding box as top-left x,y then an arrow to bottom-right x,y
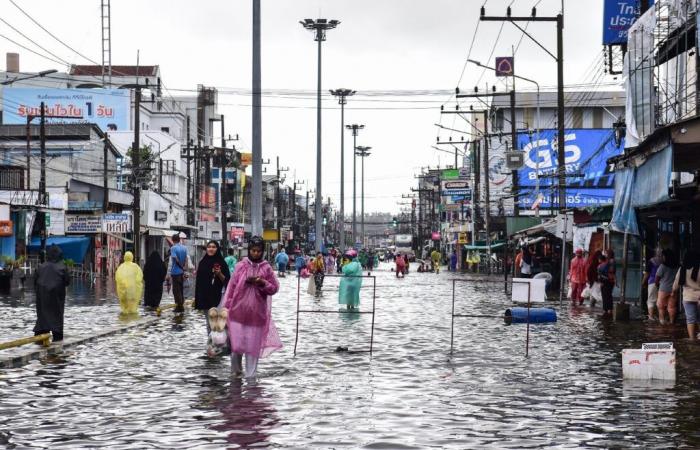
195,240 -> 231,315
339,249 -> 363,310
34,245 -> 70,342
143,251 -> 167,308
222,236 -> 282,378
115,251 -> 143,315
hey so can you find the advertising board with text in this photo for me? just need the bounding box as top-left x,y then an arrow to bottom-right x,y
517,129 -> 624,210
2,88 -> 130,130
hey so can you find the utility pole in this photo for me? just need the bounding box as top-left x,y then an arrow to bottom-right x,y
132,88 -> 141,262
102,135 -> 110,276
251,0 -> 263,237
25,117 -> 31,190
39,102 -> 47,262
346,123 -> 364,246
356,146 -> 371,247
218,115 -> 229,251
480,5 -> 565,211
185,116 -> 193,225
301,18 -> 340,252
305,189 -> 311,247
482,110 -> 491,274
275,156 -> 289,249
330,88 -> 355,250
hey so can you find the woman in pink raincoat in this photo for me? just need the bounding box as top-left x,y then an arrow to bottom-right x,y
222,236 -> 282,377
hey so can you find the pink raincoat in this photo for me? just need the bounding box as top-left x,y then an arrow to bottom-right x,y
222,258 -> 282,358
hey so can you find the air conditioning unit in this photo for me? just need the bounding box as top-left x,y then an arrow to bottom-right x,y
505,151 -> 524,169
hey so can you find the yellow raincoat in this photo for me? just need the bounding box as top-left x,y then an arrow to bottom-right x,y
115,251 -> 143,314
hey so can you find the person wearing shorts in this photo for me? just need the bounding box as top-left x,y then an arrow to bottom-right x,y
655,249 -> 678,325
674,250 -> 700,339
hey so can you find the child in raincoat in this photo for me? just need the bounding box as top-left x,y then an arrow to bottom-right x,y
222,236 -> 282,378
339,250 -> 363,309
115,251 -> 143,315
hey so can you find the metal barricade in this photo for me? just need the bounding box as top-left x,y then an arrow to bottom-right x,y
450,279 -> 534,357
294,274 -> 377,355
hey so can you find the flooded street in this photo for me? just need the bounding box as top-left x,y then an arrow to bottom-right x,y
2,264 -> 700,448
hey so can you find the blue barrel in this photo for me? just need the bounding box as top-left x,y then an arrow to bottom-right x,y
504,307 -> 557,324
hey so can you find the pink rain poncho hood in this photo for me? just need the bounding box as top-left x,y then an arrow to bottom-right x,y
223,257 -> 282,358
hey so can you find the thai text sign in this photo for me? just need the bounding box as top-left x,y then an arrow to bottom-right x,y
65,215 -> 102,234
102,213 -> 132,233
517,129 -> 624,209
602,0 -> 652,45
3,88 -> 130,130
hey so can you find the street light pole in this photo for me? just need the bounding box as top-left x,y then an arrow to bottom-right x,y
252,0 -> 263,237
330,88 -> 355,251
345,123 -> 364,247
355,146 -> 371,247
301,18 -> 340,252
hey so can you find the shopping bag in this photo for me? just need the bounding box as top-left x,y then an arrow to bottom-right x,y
307,275 -> 316,296
567,284 -> 573,299
581,285 -> 591,299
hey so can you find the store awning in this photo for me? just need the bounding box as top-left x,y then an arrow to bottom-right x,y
146,228 -> 177,237
28,236 -> 90,264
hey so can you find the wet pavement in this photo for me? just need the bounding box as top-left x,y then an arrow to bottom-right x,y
1,264 -> 700,448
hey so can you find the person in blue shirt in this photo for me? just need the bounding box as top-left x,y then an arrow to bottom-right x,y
168,233 -> 189,313
294,251 -> 306,277
275,248 -> 289,276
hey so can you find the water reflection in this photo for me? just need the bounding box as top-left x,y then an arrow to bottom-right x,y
210,379 -> 279,448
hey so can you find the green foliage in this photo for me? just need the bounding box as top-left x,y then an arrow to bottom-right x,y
127,144 -> 154,165
64,259 -> 75,268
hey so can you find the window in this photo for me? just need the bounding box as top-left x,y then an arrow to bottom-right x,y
160,127 -> 170,134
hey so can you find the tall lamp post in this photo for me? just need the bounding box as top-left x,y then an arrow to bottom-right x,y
330,88 -> 355,251
345,123 -> 364,246
300,18 -> 340,252
355,146 -> 371,247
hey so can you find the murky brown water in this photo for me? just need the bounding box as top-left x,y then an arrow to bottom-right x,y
1,264 -> 699,448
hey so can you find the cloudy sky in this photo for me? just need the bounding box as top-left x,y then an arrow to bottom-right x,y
1,0 -> 618,213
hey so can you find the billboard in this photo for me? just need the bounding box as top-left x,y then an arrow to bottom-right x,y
2,88 -> 130,130
65,215 -> 102,234
517,129 -> 624,210
602,0 -> 652,45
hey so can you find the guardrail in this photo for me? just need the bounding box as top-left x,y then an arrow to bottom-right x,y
0,333 -> 51,351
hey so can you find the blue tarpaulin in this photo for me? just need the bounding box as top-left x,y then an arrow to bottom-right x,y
28,236 -> 91,263
611,145 -> 673,235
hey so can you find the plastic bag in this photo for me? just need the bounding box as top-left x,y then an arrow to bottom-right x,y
566,284 -> 573,299
581,285 -> 591,299
307,275 -> 316,296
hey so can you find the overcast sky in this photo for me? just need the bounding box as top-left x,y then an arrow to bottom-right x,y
1,0 -> 618,213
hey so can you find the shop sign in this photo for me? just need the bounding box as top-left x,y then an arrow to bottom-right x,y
65,215 -> 102,234
102,213 -> 132,233
0,220 -> 12,237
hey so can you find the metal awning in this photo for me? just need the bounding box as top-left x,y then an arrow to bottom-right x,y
146,228 -> 177,237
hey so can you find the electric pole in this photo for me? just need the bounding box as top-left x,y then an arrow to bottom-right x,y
301,18 -> 340,252
39,102 -> 46,262
345,123 -> 364,246
276,156 -> 289,249
330,88 -> 355,250
480,5 -> 565,210
102,134 -> 110,276
132,87 -> 142,262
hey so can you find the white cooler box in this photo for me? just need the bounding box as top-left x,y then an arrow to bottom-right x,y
622,343 -> 676,381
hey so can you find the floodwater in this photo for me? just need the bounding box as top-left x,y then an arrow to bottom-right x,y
1,264 -> 700,448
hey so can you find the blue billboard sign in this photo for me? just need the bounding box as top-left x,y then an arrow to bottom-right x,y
2,88 -> 130,131
517,129 -> 624,210
602,0 -> 652,45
